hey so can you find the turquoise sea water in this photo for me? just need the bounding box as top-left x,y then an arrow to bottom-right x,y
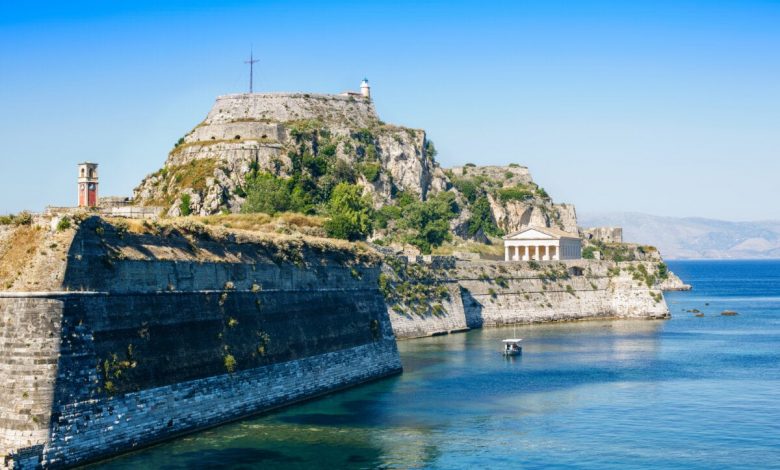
97,260 -> 780,469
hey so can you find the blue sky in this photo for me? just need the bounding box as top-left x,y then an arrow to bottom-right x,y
1,0 -> 779,220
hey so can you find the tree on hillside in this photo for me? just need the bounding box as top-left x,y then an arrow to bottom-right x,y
324,183 -> 374,241
399,191 -> 459,254
467,196 -> 502,237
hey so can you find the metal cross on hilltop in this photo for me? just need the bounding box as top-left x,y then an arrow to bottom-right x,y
244,49 -> 260,93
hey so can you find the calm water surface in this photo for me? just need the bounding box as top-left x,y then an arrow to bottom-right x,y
97,260 -> 780,469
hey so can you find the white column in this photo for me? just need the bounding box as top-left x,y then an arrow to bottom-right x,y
505,244 -> 510,261
514,245 -> 520,261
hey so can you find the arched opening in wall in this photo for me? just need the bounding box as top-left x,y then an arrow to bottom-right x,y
88,169 -> 94,178
569,266 -> 584,276
80,168 -> 85,177
235,135 -> 241,140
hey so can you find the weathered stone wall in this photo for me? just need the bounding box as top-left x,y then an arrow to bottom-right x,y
388,259 -> 670,339
582,226 -> 623,244
386,282 -> 469,339
203,93 -> 378,129
0,221 -> 401,468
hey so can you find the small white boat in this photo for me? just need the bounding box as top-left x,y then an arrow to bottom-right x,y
502,339 -> 523,356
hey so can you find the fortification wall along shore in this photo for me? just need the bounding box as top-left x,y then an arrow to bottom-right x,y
0,218 -> 401,468
385,259 -> 672,340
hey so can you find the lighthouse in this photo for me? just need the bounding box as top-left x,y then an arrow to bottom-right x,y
360,78 -> 371,99
77,162 -> 99,208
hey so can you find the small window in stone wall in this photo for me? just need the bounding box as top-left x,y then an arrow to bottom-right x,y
569,266 -> 584,276
235,135 -> 241,140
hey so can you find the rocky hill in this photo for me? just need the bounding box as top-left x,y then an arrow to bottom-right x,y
134,92 -> 447,215
133,90 -> 577,252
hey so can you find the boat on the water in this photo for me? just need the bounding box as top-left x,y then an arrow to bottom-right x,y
502,339 -> 523,356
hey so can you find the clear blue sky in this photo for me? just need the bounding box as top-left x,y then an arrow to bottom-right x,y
2,0 -> 779,220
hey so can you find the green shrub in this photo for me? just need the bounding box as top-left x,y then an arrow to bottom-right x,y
582,246 -> 597,259
467,196 -> 501,237
14,211 -> 33,226
497,185 -> 534,202
360,162 -> 381,182
179,194 -> 192,216
424,140 -> 437,158
656,262 -> 669,280
535,187 -> 550,199
319,143 -> 337,158
241,171 -> 310,215
56,217 -> 71,232
303,154 -> 328,177
398,192 -> 458,254
452,178 -> 478,203
324,183 -> 374,241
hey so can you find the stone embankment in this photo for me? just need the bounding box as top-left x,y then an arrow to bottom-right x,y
382,256 -> 675,339
0,218 -> 401,468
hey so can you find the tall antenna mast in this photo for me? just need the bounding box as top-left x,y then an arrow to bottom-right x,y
244,48 -> 260,93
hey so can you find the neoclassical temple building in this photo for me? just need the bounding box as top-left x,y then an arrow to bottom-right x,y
503,226 -> 582,261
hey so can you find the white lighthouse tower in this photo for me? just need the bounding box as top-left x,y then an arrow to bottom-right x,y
360,78 -> 371,99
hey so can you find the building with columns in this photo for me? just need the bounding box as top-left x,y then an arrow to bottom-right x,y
503,226 -> 582,261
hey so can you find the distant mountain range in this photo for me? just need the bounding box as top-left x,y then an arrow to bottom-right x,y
579,212 -> 780,260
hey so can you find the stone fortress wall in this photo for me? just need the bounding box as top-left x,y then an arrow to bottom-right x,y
0,219 -> 401,468
386,257 -> 676,340
204,93 -> 378,128
581,226 -> 624,244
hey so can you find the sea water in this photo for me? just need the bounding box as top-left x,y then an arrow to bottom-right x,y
96,260 -> 780,469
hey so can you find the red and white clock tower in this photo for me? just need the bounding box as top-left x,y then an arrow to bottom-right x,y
77,162 -> 99,208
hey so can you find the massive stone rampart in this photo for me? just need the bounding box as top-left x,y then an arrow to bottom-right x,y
0,219 -> 401,468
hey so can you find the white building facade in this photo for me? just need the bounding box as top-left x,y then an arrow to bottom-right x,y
503,226 -> 582,261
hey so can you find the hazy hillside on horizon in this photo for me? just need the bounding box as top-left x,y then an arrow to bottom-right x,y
579,212 -> 780,260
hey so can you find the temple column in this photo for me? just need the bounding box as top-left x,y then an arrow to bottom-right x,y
505,245 -> 510,261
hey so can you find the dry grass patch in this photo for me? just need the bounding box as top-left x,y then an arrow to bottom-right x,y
194,213 -> 325,233
0,226 -> 44,289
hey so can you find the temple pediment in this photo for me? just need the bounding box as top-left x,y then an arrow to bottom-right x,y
503,226 -> 579,241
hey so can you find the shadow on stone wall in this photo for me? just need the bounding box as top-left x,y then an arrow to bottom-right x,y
459,286 -> 484,329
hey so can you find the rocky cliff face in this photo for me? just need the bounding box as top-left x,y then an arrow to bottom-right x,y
134,92 -> 448,216
447,165 -> 579,239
